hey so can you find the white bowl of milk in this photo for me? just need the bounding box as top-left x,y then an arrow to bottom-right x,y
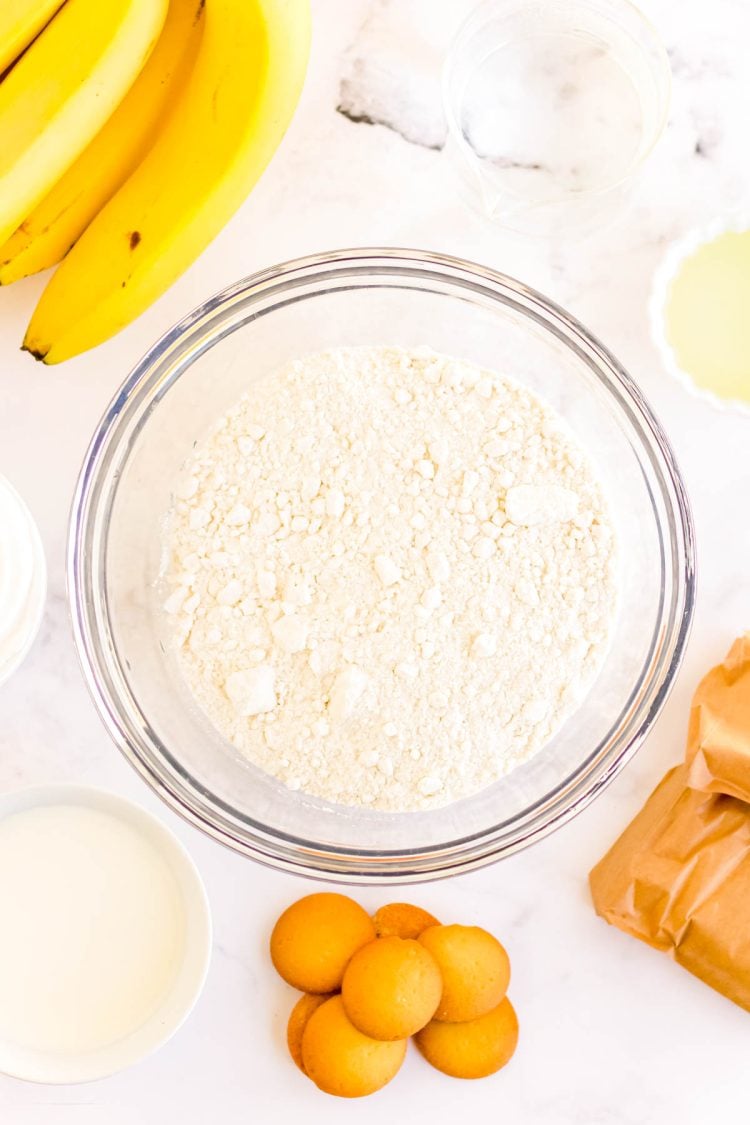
0,785 -> 212,1083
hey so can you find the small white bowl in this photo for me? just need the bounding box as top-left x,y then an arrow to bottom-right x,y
0,785 -> 212,1084
649,213 -> 750,419
0,475 -> 46,688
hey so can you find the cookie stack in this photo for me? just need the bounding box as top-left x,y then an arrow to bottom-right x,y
270,893 -> 519,1099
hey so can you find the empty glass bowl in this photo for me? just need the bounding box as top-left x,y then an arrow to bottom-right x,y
68,249 -> 695,882
443,0 -> 671,235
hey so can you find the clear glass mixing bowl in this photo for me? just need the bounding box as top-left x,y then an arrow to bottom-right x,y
68,249 -> 695,883
443,0 -> 671,236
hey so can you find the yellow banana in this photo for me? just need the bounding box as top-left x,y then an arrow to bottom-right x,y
0,0 -> 64,74
24,0 -> 311,365
0,0 -> 168,247
0,0 -> 205,285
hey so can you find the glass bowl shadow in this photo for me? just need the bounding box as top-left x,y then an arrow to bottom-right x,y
68,248 -> 695,883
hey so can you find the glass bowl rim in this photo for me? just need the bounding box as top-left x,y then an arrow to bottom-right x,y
67,246 -> 696,883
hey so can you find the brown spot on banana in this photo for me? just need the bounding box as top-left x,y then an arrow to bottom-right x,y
22,344 -> 48,362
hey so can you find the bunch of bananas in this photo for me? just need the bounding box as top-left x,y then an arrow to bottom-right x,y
0,0 -> 311,363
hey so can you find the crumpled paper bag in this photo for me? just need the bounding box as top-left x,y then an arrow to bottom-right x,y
685,633 -> 750,802
590,764 -> 750,1010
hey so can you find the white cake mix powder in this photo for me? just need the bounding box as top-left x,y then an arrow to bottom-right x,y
163,346 -> 617,812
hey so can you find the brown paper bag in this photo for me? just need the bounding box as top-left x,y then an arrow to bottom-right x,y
590,764 -> 750,1011
685,634 -> 750,802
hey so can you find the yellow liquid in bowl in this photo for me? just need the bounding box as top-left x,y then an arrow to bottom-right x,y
665,228 -> 750,405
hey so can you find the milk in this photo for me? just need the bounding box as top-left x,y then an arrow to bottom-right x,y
0,803 -> 186,1055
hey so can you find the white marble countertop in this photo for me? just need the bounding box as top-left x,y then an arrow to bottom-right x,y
1,0 -> 750,1121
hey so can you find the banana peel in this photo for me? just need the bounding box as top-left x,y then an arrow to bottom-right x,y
24,0 -> 312,365
0,0 -> 205,285
0,0 -> 168,247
